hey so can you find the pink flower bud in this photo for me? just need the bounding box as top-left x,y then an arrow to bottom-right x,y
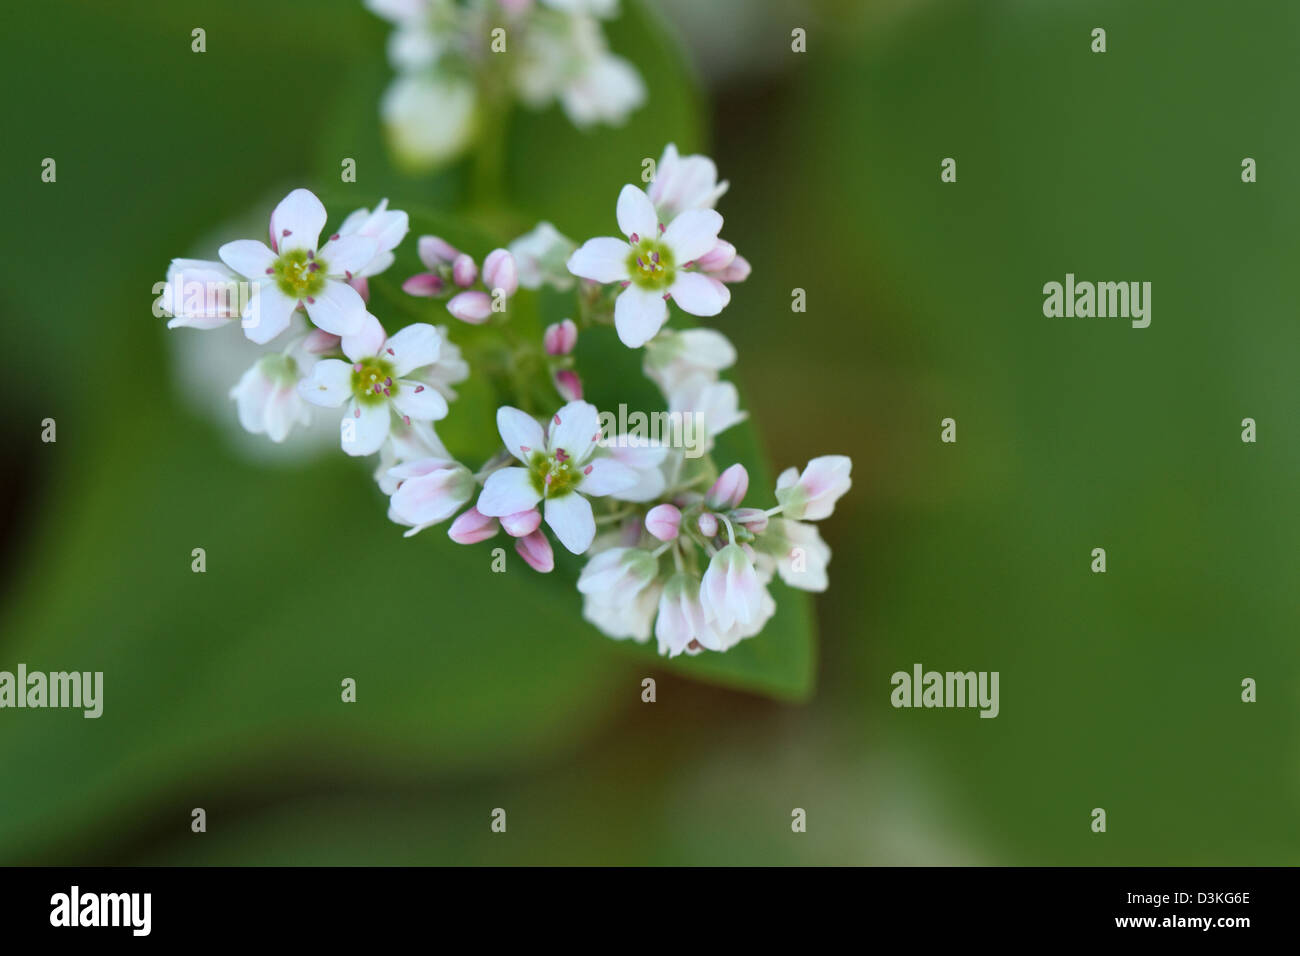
447,291 -> 493,324
706,463 -> 749,509
543,319 -> 578,356
553,369 -> 583,401
452,253 -> 478,288
515,529 -> 554,573
696,239 -> 737,273
645,503 -> 681,542
697,512 -> 719,538
348,275 -> 371,303
418,235 -> 459,269
448,507 -> 499,544
482,248 -> 518,298
731,507 -> 769,535
715,255 -> 751,284
402,272 -> 444,297
501,508 -> 542,538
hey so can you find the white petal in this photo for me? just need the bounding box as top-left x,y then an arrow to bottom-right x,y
242,285 -> 296,345
218,239 -> 275,279
669,271 -> 730,317
392,379 -> 448,422
566,237 -> 630,283
318,235 -> 380,277
545,493 -> 596,554
304,279 -> 367,336
345,400 -> 391,457
579,458 -> 639,496
497,407 -> 546,463
547,400 -> 601,463
270,188 -> 327,253
613,285 -> 668,348
478,467 -> 541,516
616,184 -> 658,240
384,322 -> 441,376
342,312 -> 386,361
297,359 -> 352,408
662,209 -> 724,263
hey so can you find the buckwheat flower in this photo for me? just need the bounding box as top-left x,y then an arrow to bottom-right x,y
706,463 -> 749,509
567,185 -> 728,347
647,143 -> 729,223
668,378 -> 746,452
516,15 -> 644,129
774,455 -> 853,521
298,318 -> 448,456
515,529 -> 555,573
381,73 -> 477,172
643,328 -> 736,396
594,438 -> 668,502
408,326 -> 469,401
655,572 -> 713,657
448,506 -> 500,544
579,547 -> 661,641
159,259 -> 243,330
510,223 -> 577,291
477,400 -> 639,554
482,248 -> 518,297
644,503 -> 681,541
584,582 -> 661,642
446,290 -> 493,324
553,369 -> 583,401
501,508 -> 543,537
374,417 -> 450,494
708,573 -> 776,652
543,319 -> 578,355
218,188 -> 377,344
387,458 -> 475,537
230,351 -> 312,444
700,542 -> 763,634
765,518 -> 831,592
336,198 -> 410,279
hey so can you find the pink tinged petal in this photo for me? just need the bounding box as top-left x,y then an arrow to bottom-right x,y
547,400 -> 601,463
341,313 -> 386,362
390,464 -> 473,529
478,467 -> 541,517
579,458 -> 639,497
515,530 -> 554,573
500,508 -> 542,538
794,454 -> 853,520
446,290 -> 492,324
566,237 -> 631,283
613,284 -> 668,348
616,184 -> 657,240
697,512 -> 719,537
218,239 -> 276,279
449,507 -> 499,545
263,382 -> 303,443
695,239 -> 736,273
418,235 -> 460,269
384,322 -> 441,376
305,279 -> 369,336
482,248 -> 518,297
645,503 -> 681,541
732,507 -> 769,535
393,379 -> 449,422
668,272 -> 730,317
543,319 -> 578,355
661,208 -> 724,263
344,400 -> 391,457
242,285 -> 297,345
402,272 -> 445,297
544,492 -> 596,554
304,329 -> 341,354
496,406 -> 546,464
706,463 -> 749,509
297,358 -> 352,408
318,235 -> 380,276
270,188 -> 327,253
553,369 -> 583,402
716,254 -> 751,283
387,457 -> 456,481
451,253 -> 477,288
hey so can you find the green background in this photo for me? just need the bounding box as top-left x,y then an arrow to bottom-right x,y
0,0 -> 1295,864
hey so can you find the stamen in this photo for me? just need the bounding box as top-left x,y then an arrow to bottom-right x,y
583,465 -> 593,475
282,229 -> 291,237
414,385 -> 424,393
384,377 -> 392,387
629,232 -> 639,243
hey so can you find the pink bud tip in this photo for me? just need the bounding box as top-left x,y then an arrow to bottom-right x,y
501,508 -> 542,538
452,253 -> 478,288
706,463 -> 749,510
515,529 -> 554,573
482,248 -> 518,298
448,507 -> 499,545
553,369 -> 583,402
645,503 -> 681,542
402,272 -> 445,298
543,319 -> 578,356
697,512 -> 719,538
446,291 -> 492,324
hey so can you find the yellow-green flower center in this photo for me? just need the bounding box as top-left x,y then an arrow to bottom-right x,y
626,238 -> 675,290
273,248 -> 329,299
352,357 -> 395,406
528,450 -> 583,497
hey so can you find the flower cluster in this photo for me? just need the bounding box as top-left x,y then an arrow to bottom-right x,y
159,144 -> 850,659
366,0 -> 644,170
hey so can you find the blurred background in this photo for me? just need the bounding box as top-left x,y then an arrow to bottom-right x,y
1,0 -> 1297,864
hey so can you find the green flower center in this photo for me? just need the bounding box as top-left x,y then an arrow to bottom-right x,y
351,357 -> 395,406
273,248 -> 329,299
259,353 -> 299,384
626,238 -> 675,290
528,450 -> 584,498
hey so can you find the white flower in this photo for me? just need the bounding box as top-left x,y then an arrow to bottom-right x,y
540,0 -> 620,18
774,455 -> 853,521
159,259 -> 243,330
509,222 -> 578,291
700,542 -> 764,635
476,400 -> 639,553
407,325 -> 469,401
218,188 -> 377,344
516,14 -> 644,129
593,438 -> 668,502
648,143 -> 729,222
297,317 -> 448,456
335,198 -> 410,278
229,351 -> 312,444
567,185 -> 729,347
381,73 -> 478,172
386,457 -> 475,537
578,547 -> 660,642
374,418 -> 450,494
766,518 -> 831,592
668,377 -> 746,452
643,327 -> 736,396
654,572 -> 712,657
